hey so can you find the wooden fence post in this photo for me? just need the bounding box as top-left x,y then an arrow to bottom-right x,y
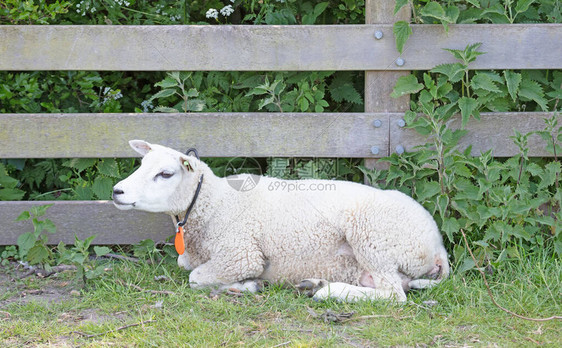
364,0 -> 411,173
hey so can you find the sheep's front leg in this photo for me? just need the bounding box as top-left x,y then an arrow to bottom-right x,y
188,247 -> 265,292
189,262 -> 263,293
177,253 -> 193,271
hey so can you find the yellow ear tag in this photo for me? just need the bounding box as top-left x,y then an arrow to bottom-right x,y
175,226 -> 185,255
183,161 -> 193,171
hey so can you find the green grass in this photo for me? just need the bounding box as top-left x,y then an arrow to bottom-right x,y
1,255 -> 560,347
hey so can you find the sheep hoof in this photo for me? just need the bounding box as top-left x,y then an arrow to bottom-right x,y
296,279 -> 328,297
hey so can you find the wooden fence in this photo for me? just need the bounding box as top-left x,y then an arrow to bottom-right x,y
1,1 -> 561,244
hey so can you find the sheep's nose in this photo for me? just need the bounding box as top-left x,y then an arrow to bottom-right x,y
113,188 -> 124,196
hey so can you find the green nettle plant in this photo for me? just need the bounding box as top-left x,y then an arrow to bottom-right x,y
393,0 -> 561,54
15,204 -> 57,267
57,236 -> 110,286
362,43 -> 562,269
149,72 -> 206,113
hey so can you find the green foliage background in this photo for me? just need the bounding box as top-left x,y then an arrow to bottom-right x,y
1,0 -> 561,268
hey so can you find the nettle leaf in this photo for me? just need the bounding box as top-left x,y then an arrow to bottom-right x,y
538,161 -> 561,190
420,2 -> 458,31
0,188 -> 25,200
185,99 -> 205,112
42,219 -> 57,234
415,181 -> 441,202
185,88 -> 199,98
458,97 -> 479,128
391,74 -> 423,98
0,163 -> 20,188
17,232 -> 36,258
547,89 -> 562,100
97,159 -> 120,178
155,76 -> 179,89
430,63 -> 465,83
470,73 -> 501,93
518,79 -> 548,111
73,186 -> 94,200
94,246 -> 111,257
394,0 -> 409,14
441,217 -> 460,243
149,89 -> 176,101
485,97 -> 511,112
301,2 -> 329,24
27,244 -> 50,265
154,106 -> 179,113
329,74 -> 363,105
515,0 -> 535,14
393,21 -> 412,55
15,211 -> 31,221
503,71 -> 522,101
421,2 -> 446,20
466,0 -> 481,7
454,178 -> 481,200
445,6 -> 460,24
436,194 -> 449,219
526,162 -> 543,177
64,158 -> 97,173
92,176 -> 114,200
446,43 -> 484,65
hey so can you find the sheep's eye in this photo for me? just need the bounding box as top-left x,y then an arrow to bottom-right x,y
156,171 -> 174,180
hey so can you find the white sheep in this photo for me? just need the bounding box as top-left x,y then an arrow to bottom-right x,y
113,140 -> 449,302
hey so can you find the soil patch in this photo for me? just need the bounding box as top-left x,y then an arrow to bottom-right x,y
0,262 -> 77,308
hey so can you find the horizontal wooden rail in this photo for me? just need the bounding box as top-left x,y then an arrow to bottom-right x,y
391,112 -> 554,157
1,24 -> 560,71
0,201 -> 171,245
0,112 -> 391,158
0,112 -> 556,159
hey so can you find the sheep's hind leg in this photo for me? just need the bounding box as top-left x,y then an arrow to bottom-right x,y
408,279 -> 441,289
297,278 -> 404,303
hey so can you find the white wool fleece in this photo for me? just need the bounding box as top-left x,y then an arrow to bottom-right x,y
113,140 -> 449,302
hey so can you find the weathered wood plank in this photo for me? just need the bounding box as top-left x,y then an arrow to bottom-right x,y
0,113 -> 390,158
0,24 -> 560,71
390,112 -> 555,157
0,201 -> 172,245
364,0 -> 411,174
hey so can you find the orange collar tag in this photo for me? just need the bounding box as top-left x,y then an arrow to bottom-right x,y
175,226 -> 185,255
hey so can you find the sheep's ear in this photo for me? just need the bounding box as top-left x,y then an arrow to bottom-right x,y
129,140 -> 152,156
180,155 -> 195,172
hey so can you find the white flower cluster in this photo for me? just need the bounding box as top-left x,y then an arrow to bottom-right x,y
75,1 -> 96,16
76,0 -> 131,17
220,5 -> 234,16
101,87 -> 123,105
114,0 -> 131,6
206,3 -> 235,20
206,8 -> 219,19
141,100 -> 154,113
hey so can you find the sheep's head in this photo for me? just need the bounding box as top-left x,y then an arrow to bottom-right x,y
113,140 -> 199,214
